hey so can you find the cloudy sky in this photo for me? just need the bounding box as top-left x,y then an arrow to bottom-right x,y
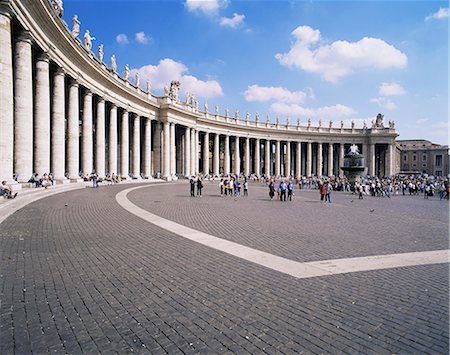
63,0 -> 448,145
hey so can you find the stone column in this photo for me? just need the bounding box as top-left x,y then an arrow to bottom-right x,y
265,139 -> 270,177
120,110 -> 129,179
34,53 -> 51,176
51,68 -> 66,181
328,143 -> 334,176
275,140 -> 281,177
14,32 -> 33,182
0,10 -> 13,181
286,141 -> 291,177
132,114 -> 140,178
170,122 -> 176,177
95,98 -> 106,178
386,143 -> 393,177
195,129 -> 200,175
255,138 -> 260,177
67,79 -> 80,180
244,137 -> 250,176
306,142 -> 312,177
184,127 -> 191,177
296,142 -> 302,177
213,133 -> 220,176
153,121 -> 161,176
234,136 -> 240,175
108,104 -> 118,175
203,131 -> 209,175
81,90 -> 93,175
143,118 -> 152,178
190,128 -> 196,175
317,142 -> 323,176
340,143 -> 345,176
163,121 -> 170,179
368,143 -> 375,176
224,134 -> 230,175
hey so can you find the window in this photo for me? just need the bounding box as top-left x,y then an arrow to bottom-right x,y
403,155 -> 407,161
413,155 -> 417,161
422,155 -> 427,161
436,170 -> 442,176
436,155 -> 442,167
423,164 -> 426,167
413,163 -> 417,167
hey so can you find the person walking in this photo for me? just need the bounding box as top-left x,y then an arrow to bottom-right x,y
279,180 -> 287,201
324,182 -> 332,203
287,181 -> 293,201
197,177 -> 203,197
268,181 -> 275,200
243,179 -> 248,196
189,176 -> 196,197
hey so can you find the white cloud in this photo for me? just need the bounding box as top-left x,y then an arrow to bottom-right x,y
379,82 -> 406,96
220,13 -> 245,28
135,32 -> 151,44
185,0 -> 226,16
370,97 -> 397,110
425,8 -> 449,21
416,118 -> 429,125
275,25 -> 408,82
244,85 -> 307,104
270,102 -> 356,118
116,33 -> 129,44
130,58 -> 223,99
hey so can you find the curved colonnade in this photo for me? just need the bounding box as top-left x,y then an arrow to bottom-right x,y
0,0 -> 398,184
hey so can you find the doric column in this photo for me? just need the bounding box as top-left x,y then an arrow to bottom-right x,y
317,142 -> 323,176
132,114 -> 140,178
306,142 -> 312,177
265,139 -> 270,177
328,143 -> 334,176
96,98 -> 106,178
195,130 -> 200,175
0,10 -> 13,181
190,128 -> 196,175
275,140 -> 281,177
120,110 -> 129,178
213,133 -> 220,176
340,143 -> 345,176
81,90 -> 93,175
286,141 -> 291,177
255,138 -> 260,177
153,121 -> 161,175
386,143 -> 394,177
51,68 -> 66,180
203,131 -> 209,175
296,142 -> 302,177
184,127 -> 191,177
170,122 -> 176,176
368,143 -> 375,176
143,117 -> 152,178
163,121 -> 170,179
34,53 -> 51,176
244,137 -> 250,176
14,31 -> 33,182
67,79 -> 80,180
224,134 -> 230,175
234,136 -> 240,175
108,104 -> 118,175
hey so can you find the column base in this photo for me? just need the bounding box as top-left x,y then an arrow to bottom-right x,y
55,178 -> 70,184
163,175 -> 172,181
70,178 -> 83,183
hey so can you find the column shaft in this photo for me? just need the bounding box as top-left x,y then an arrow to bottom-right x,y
132,115 -> 140,178
265,140 -> 270,177
244,137 -> 250,176
108,105 -> 117,175
328,143 -> 334,176
184,127 -> 191,177
51,69 -> 65,180
296,142 -> 302,177
163,121 -> 170,179
255,138 -> 260,177
203,132 -> 209,175
306,142 -> 312,177
67,80 -> 80,180
275,140 -> 281,177
234,136 -> 240,175
340,143 -> 345,177
153,122 -> 161,175
224,135 -> 230,175
317,143 -> 323,176
82,91 -> 93,175
368,143 -> 375,176
190,128 -> 196,175
120,110 -> 129,178
170,123 -> 176,176
143,118 -> 152,178
195,130 -> 199,175
96,99 -> 106,177
213,133 -> 220,176
286,141 -> 291,177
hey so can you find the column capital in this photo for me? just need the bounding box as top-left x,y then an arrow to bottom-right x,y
0,2 -> 13,18
16,30 -> 33,44
83,89 -> 92,96
110,103 -> 117,109
68,78 -> 79,88
54,67 -> 65,76
97,96 -> 105,103
37,52 -> 50,63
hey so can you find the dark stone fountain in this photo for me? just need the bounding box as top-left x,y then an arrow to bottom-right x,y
341,144 -> 366,185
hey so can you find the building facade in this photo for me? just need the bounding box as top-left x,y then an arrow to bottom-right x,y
398,140 -> 449,176
0,0 -> 399,184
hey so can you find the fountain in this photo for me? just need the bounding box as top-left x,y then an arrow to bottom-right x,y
341,144 -> 366,185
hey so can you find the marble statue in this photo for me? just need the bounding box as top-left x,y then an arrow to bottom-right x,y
246,112 -> 250,121
164,84 -> 169,96
124,64 -> 130,80
276,117 -> 280,125
286,117 -> 290,126
235,109 -> 239,119
255,112 -> 260,123
52,0 -> 63,17
351,120 -> 355,129
340,120 -> 344,129
195,100 -> 199,112
349,144 -> 359,154
374,113 -> 384,128
297,118 -> 300,126
71,15 -> 80,38
204,102 -> 208,113
168,80 -> 181,102
363,120 -> 367,129
266,115 -> 270,124
146,80 -> 151,93
135,73 -> 140,87
307,118 -> 311,127
318,119 -> 322,128
215,105 -> 219,114
225,108 -> 229,118
389,120 -> 395,129
83,30 -> 95,52
97,44 -> 103,62
329,120 -> 333,128
110,55 -> 117,72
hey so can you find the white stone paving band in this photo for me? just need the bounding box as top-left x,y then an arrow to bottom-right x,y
116,185 -> 450,280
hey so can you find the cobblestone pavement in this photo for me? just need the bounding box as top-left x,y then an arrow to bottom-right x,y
0,182 -> 448,354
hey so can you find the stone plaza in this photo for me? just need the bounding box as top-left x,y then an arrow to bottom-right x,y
0,180 -> 449,353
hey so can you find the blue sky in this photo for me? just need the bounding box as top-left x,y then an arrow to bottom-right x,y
63,0 -> 448,145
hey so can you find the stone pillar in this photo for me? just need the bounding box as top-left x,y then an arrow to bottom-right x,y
0,10 -> 13,181
224,134 -> 230,175
275,140 -> 281,177
255,138 -> 260,177
132,114 -> 140,178
190,128 -> 196,175
306,142 -> 312,177
296,142 -> 302,177
14,32 -> 33,182
81,90 -> 93,175
195,130 -> 200,175
170,122 -> 176,177
234,136 -> 240,175
386,143 -> 394,177
163,121 -> 170,179
286,141 -> 291,177
265,139 -> 270,177
213,133 -> 220,176
67,79 -> 80,180
108,104 -> 118,175
328,143 -> 334,176
143,118 -> 152,178
184,127 -> 191,177
153,121 -> 161,176
120,110 -> 129,179
244,137 -> 250,176
51,68 -> 66,180
34,53 -> 51,176
340,143 -> 345,176
95,98 -> 106,178
317,142 -> 323,177
368,143 -> 375,176
203,131 -> 209,175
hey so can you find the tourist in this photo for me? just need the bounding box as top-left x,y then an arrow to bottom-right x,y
268,180 -> 275,200
325,182 -> 332,203
287,181 -> 293,201
0,181 -> 17,199
243,179 -> 248,196
197,177 -> 203,197
319,182 -> 326,202
41,173 -> 52,189
219,178 -> 224,196
279,180 -> 287,201
189,176 -> 196,196
91,171 -> 98,188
